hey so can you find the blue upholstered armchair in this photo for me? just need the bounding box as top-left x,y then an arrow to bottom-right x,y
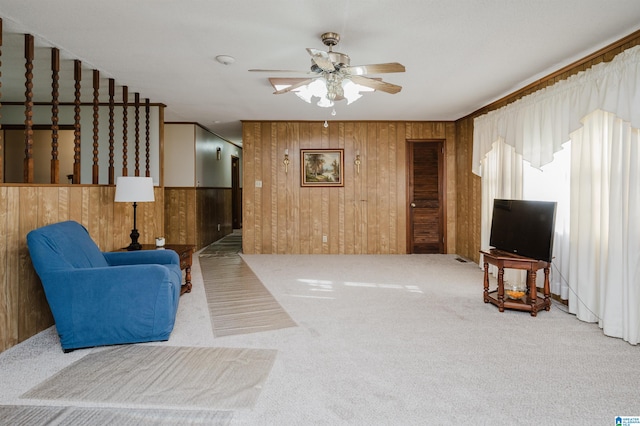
26,220 -> 181,352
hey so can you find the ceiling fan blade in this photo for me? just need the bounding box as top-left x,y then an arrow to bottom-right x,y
271,77 -> 318,94
249,69 -> 310,73
346,62 -> 406,75
350,75 -> 402,94
269,77 -> 313,91
306,48 -> 335,72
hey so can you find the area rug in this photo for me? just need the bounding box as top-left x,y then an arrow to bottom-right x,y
0,405 -> 232,425
21,345 -> 276,410
199,233 -> 297,337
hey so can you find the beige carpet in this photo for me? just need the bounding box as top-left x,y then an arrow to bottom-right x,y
0,405 -> 232,425
21,345 -> 276,411
5,252 -> 640,425
199,233 -> 297,337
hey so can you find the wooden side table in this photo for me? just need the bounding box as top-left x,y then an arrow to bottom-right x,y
117,244 -> 195,296
480,249 -> 551,316
163,244 -> 195,295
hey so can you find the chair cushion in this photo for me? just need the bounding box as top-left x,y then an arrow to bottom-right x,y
27,221 -> 108,273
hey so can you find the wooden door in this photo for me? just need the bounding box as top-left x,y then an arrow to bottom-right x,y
231,156 -> 242,229
408,140 -> 445,253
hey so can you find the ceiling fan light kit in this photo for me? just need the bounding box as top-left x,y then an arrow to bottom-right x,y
251,32 -> 405,108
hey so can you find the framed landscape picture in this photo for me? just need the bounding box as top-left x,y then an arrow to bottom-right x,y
301,149 -> 344,187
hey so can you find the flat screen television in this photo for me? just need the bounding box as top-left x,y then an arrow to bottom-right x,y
489,199 -> 557,262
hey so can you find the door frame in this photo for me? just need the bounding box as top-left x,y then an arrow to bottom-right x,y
406,139 -> 447,254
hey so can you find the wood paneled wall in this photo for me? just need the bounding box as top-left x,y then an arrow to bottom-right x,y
242,121 -> 456,254
453,118 -> 482,263
195,188 -> 233,249
164,188 -> 196,245
164,187 -> 233,250
0,185 -> 164,353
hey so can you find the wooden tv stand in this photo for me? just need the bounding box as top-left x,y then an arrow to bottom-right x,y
480,249 -> 551,316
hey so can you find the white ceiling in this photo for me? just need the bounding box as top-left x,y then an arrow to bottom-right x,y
1,1 -> 640,145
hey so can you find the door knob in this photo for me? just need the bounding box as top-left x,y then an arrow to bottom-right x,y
410,202 -> 416,208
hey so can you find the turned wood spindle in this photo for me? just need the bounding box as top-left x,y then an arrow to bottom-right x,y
122,86 -> 128,177
108,79 -> 115,184
50,48 -> 60,184
23,34 -> 34,183
92,69 -> 100,184
73,60 -> 82,184
145,98 -> 150,177
134,92 -> 140,176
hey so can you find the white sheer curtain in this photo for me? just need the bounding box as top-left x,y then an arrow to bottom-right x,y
473,45 -> 640,345
522,145 -> 572,299
569,110 -> 640,343
480,139 -> 524,285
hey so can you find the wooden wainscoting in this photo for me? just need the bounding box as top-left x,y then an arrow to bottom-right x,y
164,187 -> 233,250
164,187 -> 197,246
0,185 -> 164,353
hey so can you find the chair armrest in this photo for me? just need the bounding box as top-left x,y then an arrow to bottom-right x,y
44,264 -> 178,304
103,249 -> 179,266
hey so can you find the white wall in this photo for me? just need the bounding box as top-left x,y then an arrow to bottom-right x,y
165,123 -> 242,189
196,126 -> 241,187
164,124 -> 196,187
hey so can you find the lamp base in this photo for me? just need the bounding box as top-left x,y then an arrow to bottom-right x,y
126,228 -> 141,251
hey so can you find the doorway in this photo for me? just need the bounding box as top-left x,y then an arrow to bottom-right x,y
407,140 -> 445,253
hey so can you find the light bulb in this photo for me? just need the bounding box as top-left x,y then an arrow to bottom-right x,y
331,109 -> 336,116
324,120 -> 328,128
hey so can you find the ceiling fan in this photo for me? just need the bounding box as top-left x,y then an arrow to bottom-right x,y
249,32 -> 405,107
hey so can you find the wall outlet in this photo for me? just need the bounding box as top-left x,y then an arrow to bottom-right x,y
255,180 -> 262,188
322,235 -> 327,243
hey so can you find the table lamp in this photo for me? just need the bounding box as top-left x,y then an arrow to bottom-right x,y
114,176 -> 155,250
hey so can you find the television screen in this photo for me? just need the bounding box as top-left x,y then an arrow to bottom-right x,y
489,199 -> 557,262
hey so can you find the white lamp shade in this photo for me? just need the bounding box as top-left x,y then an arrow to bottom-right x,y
114,176 -> 155,202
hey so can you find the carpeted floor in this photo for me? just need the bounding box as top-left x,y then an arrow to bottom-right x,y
1,234 -> 639,425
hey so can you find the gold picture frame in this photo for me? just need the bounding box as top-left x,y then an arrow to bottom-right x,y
300,149 -> 344,187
